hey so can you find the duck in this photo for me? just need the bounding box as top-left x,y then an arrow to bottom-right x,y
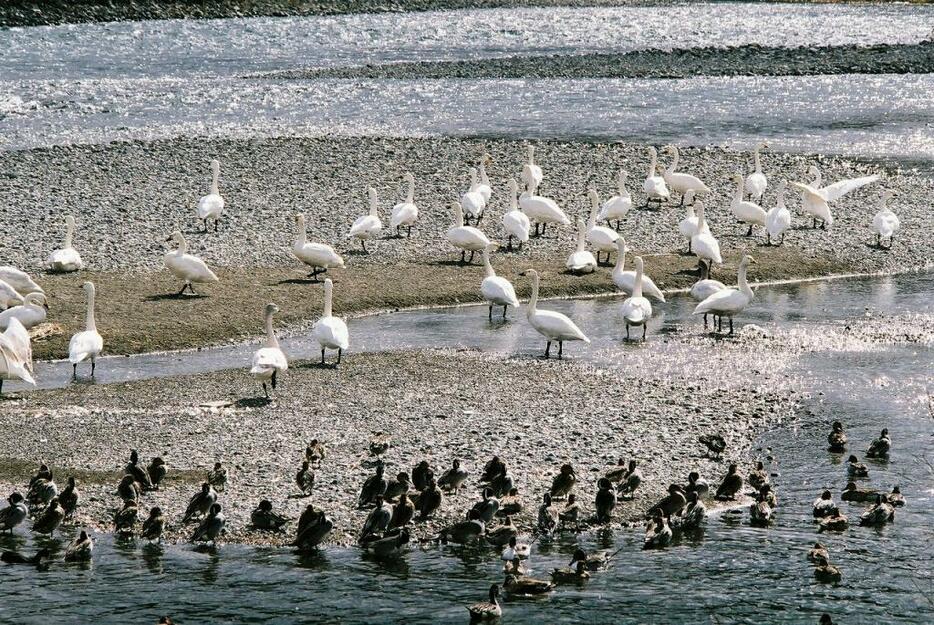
388,492 -> 415,530
887,486 -> 905,507
503,573 -> 555,596
116,474 -> 140,506
250,303 -> 288,398
64,530 -> 94,562
27,472 -> 58,509
481,456 -> 506,483
446,201 -> 491,265
305,440 -> 326,466
611,238 -> 666,302
196,159 -> 225,232
870,190 -> 899,249
520,144 -> 544,192
389,172 -> 419,237
847,455 -> 869,478
1,548 -> 50,566
559,493 -> 582,527
0,292 -> 48,332
643,513 -> 672,549
441,509 -> 485,544
570,548 -> 609,572
813,555 -> 842,583
142,507 -> 165,542
537,492 -> 558,534
471,488 -> 500,523
59,477 -> 79,520
358,464 -> 388,508
685,472 -> 709,499
412,460 -> 432,491
748,461 -> 769,491
497,488 -> 522,518
604,459 -> 629,484
147,457 -> 167,490
677,191 -> 709,253
550,463 -> 576,499
552,559 -> 591,584
598,170 -> 632,231
46,215 -> 84,272
416,478 -> 442,519
827,421 -> 847,452
859,495 -> 895,526
295,461 -> 315,496
818,513 -> 849,533
163,231 -> 219,296
749,499 -> 773,527
759,486 -> 780,509
730,174 -> 767,236
65,281 -> 104,380
647,484 -> 687,518
585,189 -> 620,265
808,542 -> 829,563
595,478 -> 616,523
620,256 -> 653,341
311,278 -> 349,366
744,142 -> 769,202
294,506 -> 332,550
566,218 -> 598,275
251,499 -> 288,531
489,466 -> 514,498
841,481 -> 877,503
0,318 -> 35,393
790,166 -> 879,229
0,279 -> 24,310
519,181 -> 569,237
183,483 -> 218,523
690,203 -> 722,277
618,460 -> 643,499
461,168 -> 488,226
191,503 -> 226,545
866,428 -> 891,459
114,500 -> 139,533
502,179 -> 531,251
347,187 -> 382,252
0,492 -> 28,533
642,147 -> 670,207
693,255 -> 756,335
715,464 -> 743,501
384,472 -> 411,503
675,491 -> 707,530
32,497 -> 64,536
369,432 -> 391,458
765,180 -> 792,245
501,536 -> 531,573
521,268 -> 590,358
292,214 -> 344,281
208,462 -> 228,491
438,459 -> 469,495
367,527 -> 410,558
359,495 -> 393,542
813,491 -> 838,518
699,433 -> 726,460
467,584 -> 502,622
480,243 -> 520,321
0,267 -> 43,296
662,145 -> 709,205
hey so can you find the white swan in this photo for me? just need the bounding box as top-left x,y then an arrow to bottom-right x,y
693,255 -> 756,335
0,292 -> 48,331
691,203 -> 722,277
250,303 -> 288,398
745,142 -> 768,202
476,155 -> 493,203
730,174 -> 767,236
163,231 -> 219,296
348,187 -> 383,252
0,318 -> 35,394
389,172 -> 419,237
690,260 -> 726,328
612,238 -> 666,302
620,256 -> 653,341
0,280 -> 24,310
521,268 -> 589,359
765,180 -> 792,245
313,278 -> 349,365
598,170 -> 632,231
790,166 -> 879,229
502,179 -> 531,251
519,182 -> 569,237
566,218 -> 598,275
461,168 -> 487,225
197,159 -> 225,232
677,190 -> 710,253
293,214 -> 344,281
520,145 -> 543,192
69,281 -> 103,379
480,243 -> 520,320
446,201 -> 491,264
870,190 -> 899,249
47,215 -> 84,273
663,146 -> 710,205
642,147 -> 670,208
0,267 -> 43,295
585,189 -> 620,266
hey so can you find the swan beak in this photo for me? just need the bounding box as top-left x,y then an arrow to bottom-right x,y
43,302 -> 50,310
749,257 -> 758,264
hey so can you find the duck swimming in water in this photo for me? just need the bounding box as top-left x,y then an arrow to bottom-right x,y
467,584 -> 502,622
251,500 -> 288,531
441,508 -> 485,544
812,490 -> 838,518
818,512 -> 849,533
559,493 -> 582,528
595,480 -> 616,523
147,457 -> 167,490
114,500 -> 139,534
64,530 -> 93,562
537,493 -> 558,535
813,555 -> 842,583
841,481 -> 877,503
748,461 -> 769,491
859,495 -> 895,527
2,548 -> 50,566
191,503 -> 226,545
866,428 -> 891,459
367,527 -> 410,559
142,507 -> 165,542
808,542 -> 829,563
715,464 -> 743,501
847,455 -> 869,478
827,421 -> 847,453
643,512 -> 672,550
485,516 -> 517,547
0,492 -> 28,534
886,486 -> 905,507
648,484 -> 687,518
675,491 -> 707,530
504,573 -> 555,596
551,559 -> 590,584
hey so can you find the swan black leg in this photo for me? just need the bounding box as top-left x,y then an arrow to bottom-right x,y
767,232 -> 771,245
616,219 -> 622,231
468,250 -> 475,264
488,305 -> 493,321
262,382 -> 269,398
91,360 -> 96,377
625,324 -> 630,340
214,220 -> 219,233
502,305 -> 508,320
545,341 -> 551,359
687,240 -> 692,254
780,233 -> 785,244
407,226 -> 412,238
337,348 -> 342,364
703,313 -> 708,328
746,224 -> 753,237
72,364 -> 77,380
729,317 -> 734,335
460,250 -> 466,265
361,240 -> 368,253
506,235 -> 513,251
321,348 -> 326,365
177,283 -> 188,296
558,341 -> 564,359
541,223 -> 548,237
271,370 -> 277,390
643,325 -> 647,340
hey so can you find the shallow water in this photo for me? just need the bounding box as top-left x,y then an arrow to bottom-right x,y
2,272 -> 932,624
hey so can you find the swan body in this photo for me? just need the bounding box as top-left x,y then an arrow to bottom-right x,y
690,261 -> 726,307
693,255 -> 756,334
744,142 -> 768,202
620,256 -> 653,340
765,180 -> 792,245
790,166 -> 879,228
68,281 -> 103,378
196,159 -> 225,231
691,203 -> 722,271
502,179 -> 531,250
163,231 -> 218,295
642,147 -> 670,205
663,146 -> 710,202
521,145 -> 543,192
293,214 -> 344,279
0,292 -> 48,331
461,167 -> 488,224
870,190 -> 899,248
677,190 -> 710,252
566,218 -> 597,275
522,269 -> 589,358
447,202 -> 491,264
598,170 -> 632,229
2,316 -> 32,373
730,174 -> 767,235
250,303 -> 288,397
0,267 -> 43,295
313,279 -> 349,365
585,189 -> 620,264
0,318 -> 35,391
0,280 -> 24,310
348,187 -> 383,250
390,172 -> 419,236
611,238 -> 666,302
476,155 -> 493,202
480,244 -> 519,320
46,215 -> 84,273
519,188 -> 569,233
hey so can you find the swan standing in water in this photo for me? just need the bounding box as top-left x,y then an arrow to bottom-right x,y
598,170 -> 631,231
662,146 -> 709,205
612,238 -> 665,302
870,190 -> 899,249
0,292 -> 48,331
0,280 -> 24,310
691,203 -> 722,277
163,231 -> 219,296
293,214 -> 344,281
566,218 -> 597,275
348,187 -> 383,252
521,269 -> 589,359
693,255 -> 757,335
620,256 -> 653,341
520,180 -> 569,237
389,172 -> 419,238
250,303 -> 288,398
69,281 -> 103,379
744,142 -> 768,202
585,189 -> 619,266
461,168 -> 487,226
0,267 -> 43,296
47,215 -> 84,273
313,279 -> 349,365
480,243 -> 520,321
642,147 -> 670,208
196,159 -> 225,232
0,318 -> 34,394
790,166 -> 879,229
446,201 -> 491,265
520,145 -> 543,192
765,180 -> 792,245
502,179 -> 530,251
730,174 -> 766,236
690,260 -> 726,328
677,190 -> 709,253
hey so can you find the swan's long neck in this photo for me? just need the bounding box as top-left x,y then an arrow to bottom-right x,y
668,147 -> 679,174
264,310 -> 279,348
453,203 -> 464,227
528,146 -> 535,166
733,177 -> 744,199
177,236 -> 188,254
526,273 -> 539,316
738,261 -> 752,299
753,146 -> 762,173
587,196 -> 598,228
810,168 -> 822,188
85,286 -> 96,332
210,161 -> 220,194
575,223 -> 586,252
509,185 -> 518,211
633,259 -> 644,298
613,242 -> 627,273
369,191 -> 378,217
470,169 -> 478,186
648,151 -> 657,177
696,206 -> 707,231
479,161 -> 490,186
64,219 -> 74,248
699,261 -> 709,281
618,171 -> 629,197
777,184 -> 786,209
405,178 -> 414,204
295,217 -> 307,245
323,281 -> 333,318
482,247 -> 495,278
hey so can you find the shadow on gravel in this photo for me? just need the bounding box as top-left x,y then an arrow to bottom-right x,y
143,293 -> 210,302
235,397 -> 272,408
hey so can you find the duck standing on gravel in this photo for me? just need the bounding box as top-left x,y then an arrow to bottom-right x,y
438,459 -> 469,495
411,460 -> 431,491
251,500 -> 288,531
191,503 -> 226,545
305,440 -> 326,467
208,462 -> 228,491
595,478 -> 616,523
295,461 -> 315,496
440,509 -> 485,544
295,506 -> 332,550
481,456 -> 506,484
813,491 -> 838,518
114,500 -> 139,534
142,507 -> 165,542
127,450 -> 154,491
250,303 -> 288,399
64,530 -> 94,562
117,474 -> 140,505
559,493 -> 582,528
866,428 -> 891,459
550,464 -> 577,499
715,464 -> 743,501
369,432 -> 391,458
384,472 -> 411,503
827,421 -> 847,452
489,467 -> 514,498
358,464 -> 388,508
471,488 -> 500,524
685,471 -> 709,499
847,455 -> 869,478
360,496 -> 392,541
417,478 -> 442,519
617,460 -> 643,500
59,477 -> 79,521
147,457 -> 167,490
163,231 -> 219,296
183,483 -> 218,523
647,484 -> 687,518
0,493 -> 28,534
389,493 -> 415,530
32,498 -> 64,537
699,434 -> 726,460
859,495 -> 895,527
